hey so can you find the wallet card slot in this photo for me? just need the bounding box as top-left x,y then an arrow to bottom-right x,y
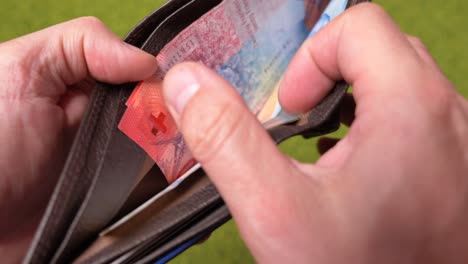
110,165 -> 169,224
75,171 -> 222,264
135,205 -> 230,264
114,193 -> 225,264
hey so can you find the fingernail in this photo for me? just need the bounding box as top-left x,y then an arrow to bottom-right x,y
164,66 -> 200,115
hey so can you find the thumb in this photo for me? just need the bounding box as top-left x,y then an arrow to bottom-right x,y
1,17 -> 157,97
46,17 -> 157,85
162,62 -> 297,200
162,62 -> 311,255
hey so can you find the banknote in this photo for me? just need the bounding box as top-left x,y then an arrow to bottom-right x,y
119,0 -> 347,182
259,0 -> 349,129
309,0 -> 349,37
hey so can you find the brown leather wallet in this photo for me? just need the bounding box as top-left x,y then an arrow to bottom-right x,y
24,0 -> 369,263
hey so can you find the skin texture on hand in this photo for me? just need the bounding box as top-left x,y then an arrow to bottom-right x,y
0,17 -> 157,262
163,3 -> 468,264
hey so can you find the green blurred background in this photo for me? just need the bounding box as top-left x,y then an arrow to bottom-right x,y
1,0 -> 466,263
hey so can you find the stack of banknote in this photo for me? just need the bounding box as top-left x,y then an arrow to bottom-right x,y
119,0 -> 349,182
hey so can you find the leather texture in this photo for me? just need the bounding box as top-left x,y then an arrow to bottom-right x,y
25,0 -> 370,263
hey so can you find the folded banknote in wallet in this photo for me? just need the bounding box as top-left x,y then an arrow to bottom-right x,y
24,0 -> 370,263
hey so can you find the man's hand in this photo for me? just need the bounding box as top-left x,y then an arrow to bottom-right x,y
163,3 -> 468,263
0,17 -> 156,262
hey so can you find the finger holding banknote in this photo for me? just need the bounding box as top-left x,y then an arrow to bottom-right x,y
163,62 -> 337,262
280,2 -> 468,262
164,3 -> 468,263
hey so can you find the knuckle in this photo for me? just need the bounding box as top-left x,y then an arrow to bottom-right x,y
407,35 -> 429,52
181,93 -> 246,164
347,2 -> 389,21
341,3 -> 395,43
66,16 -> 112,79
344,3 -> 396,35
408,35 -> 424,46
73,16 -> 106,30
413,74 -> 457,121
426,85 -> 456,116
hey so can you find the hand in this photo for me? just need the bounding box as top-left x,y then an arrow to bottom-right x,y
162,3 -> 468,263
0,17 -> 156,262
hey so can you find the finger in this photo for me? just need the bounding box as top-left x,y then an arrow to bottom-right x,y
317,137 -> 340,155
405,34 -> 439,69
162,62 -> 320,259
279,3 -> 426,114
163,61 -> 301,207
60,78 -> 96,140
404,35 -> 457,93
340,93 -> 356,127
1,17 -> 156,98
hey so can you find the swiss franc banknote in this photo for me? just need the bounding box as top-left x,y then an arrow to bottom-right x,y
260,0 -> 349,128
119,0 -> 348,182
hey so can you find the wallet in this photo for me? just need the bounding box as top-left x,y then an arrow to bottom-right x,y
24,0 -> 370,263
